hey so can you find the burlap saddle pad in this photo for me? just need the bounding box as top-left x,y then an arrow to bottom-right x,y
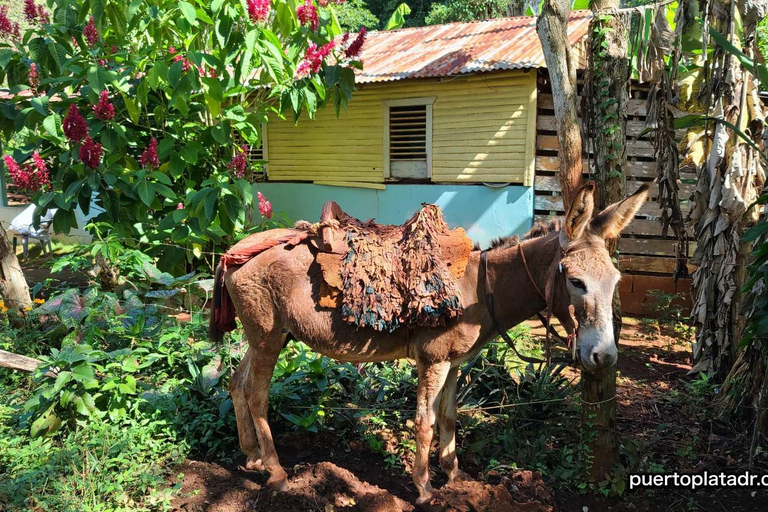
305,202 -> 473,333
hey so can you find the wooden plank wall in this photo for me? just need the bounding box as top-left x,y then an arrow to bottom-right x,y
534,70 -> 694,316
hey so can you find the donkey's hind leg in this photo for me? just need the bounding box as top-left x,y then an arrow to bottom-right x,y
438,365 -> 461,482
230,347 -> 264,471
241,323 -> 289,490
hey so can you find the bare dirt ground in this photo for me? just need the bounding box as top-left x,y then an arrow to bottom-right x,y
169,318 -> 768,512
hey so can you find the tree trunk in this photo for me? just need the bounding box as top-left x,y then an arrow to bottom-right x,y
580,1 -> 630,480
0,223 -> 32,319
536,0 -> 583,207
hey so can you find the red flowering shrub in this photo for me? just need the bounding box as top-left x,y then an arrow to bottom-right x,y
93,90 -> 115,121
79,136 -> 102,169
62,104 -> 88,142
0,0 -> 360,270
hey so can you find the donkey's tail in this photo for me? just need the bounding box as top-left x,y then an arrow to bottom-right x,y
209,262 -> 235,343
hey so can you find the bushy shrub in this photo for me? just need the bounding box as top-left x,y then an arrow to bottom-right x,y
0,0 -> 364,272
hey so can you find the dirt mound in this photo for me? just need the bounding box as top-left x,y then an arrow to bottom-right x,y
424,479 -> 552,512
172,460 -> 413,512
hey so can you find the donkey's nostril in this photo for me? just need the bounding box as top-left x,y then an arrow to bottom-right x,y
592,352 -> 601,366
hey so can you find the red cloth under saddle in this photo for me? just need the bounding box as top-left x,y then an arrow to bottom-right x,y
214,231 -> 309,333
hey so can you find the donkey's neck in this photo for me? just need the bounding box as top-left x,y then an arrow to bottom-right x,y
485,234 -> 560,330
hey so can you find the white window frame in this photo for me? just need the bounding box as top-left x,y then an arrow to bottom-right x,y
382,97 -> 434,180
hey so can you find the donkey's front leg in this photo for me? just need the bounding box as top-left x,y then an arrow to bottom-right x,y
438,365 -> 461,482
413,360 -> 451,505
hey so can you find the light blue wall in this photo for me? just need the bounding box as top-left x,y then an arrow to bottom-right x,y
254,183 -> 534,249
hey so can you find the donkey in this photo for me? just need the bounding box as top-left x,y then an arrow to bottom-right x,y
211,181 -> 649,504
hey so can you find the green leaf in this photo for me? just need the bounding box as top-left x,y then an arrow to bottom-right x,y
204,188 -> 218,220
169,153 -> 185,179
180,141 -> 202,164
202,77 -> 224,102
205,94 -> 221,118
30,406 -> 61,438
71,364 -> 99,389
43,113 -> 64,142
709,26 -> 768,89
137,179 -> 156,206
169,60 -> 183,88
157,138 -> 175,160
212,122 -> 228,144
178,2 -> 196,24
31,96 -> 49,116
118,375 -> 137,394
87,65 -> 108,92
328,6 -> 343,37
385,3 -> 411,30
122,92 -> 140,124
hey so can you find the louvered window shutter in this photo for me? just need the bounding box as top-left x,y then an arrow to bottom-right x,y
388,104 -> 430,179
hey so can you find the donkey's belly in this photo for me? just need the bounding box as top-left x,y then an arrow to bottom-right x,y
286,310 -> 412,363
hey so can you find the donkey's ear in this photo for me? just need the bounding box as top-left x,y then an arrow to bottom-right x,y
591,184 -> 650,239
563,181 -> 596,240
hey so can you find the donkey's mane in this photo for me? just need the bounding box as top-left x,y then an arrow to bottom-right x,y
488,218 -> 564,250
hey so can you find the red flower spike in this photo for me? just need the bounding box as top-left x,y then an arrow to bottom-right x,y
296,0 -> 318,31
24,0 -> 37,21
63,104 -> 88,143
345,26 -> 366,59
37,5 -> 49,23
139,138 -> 160,170
257,191 -> 273,219
79,136 -> 103,169
93,90 -> 115,121
295,41 -> 335,78
4,153 -> 50,192
28,63 -> 39,90
247,0 -> 270,24
227,145 -> 250,178
83,16 -> 99,47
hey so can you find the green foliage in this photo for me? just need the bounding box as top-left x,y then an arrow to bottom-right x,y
758,17 -> 768,63
425,0 -> 508,25
0,0 -> 359,271
335,0 -> 380,30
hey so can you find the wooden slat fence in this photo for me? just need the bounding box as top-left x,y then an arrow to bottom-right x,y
534,70 -> 694,315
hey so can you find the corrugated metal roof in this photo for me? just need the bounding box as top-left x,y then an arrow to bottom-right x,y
354,11 -> 591,84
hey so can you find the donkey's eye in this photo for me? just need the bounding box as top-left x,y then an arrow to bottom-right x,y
568,278 -> 587,291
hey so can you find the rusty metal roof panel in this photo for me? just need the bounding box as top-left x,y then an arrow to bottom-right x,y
354,11 -> 591,84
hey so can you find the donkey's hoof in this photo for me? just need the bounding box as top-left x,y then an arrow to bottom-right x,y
267,474 -> 288,492
415,491 -> 435,506
244,458 -> 265,472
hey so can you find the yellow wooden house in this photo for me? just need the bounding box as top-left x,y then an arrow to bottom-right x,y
254,12 -> 592,247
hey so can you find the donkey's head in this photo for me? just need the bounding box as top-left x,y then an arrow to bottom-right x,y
549,181 -> 649,372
